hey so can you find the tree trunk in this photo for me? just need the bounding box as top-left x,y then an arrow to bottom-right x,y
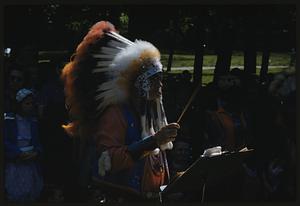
167,48 -> 174,72
215,48 -> 232,77
193,45 -> 204,86
260,49 -> 270,82
244,44 -> 257,74
259,8 -> 272,82
213,8 -> 235,81
214,27 -> 234,81
243,14 -> 257,74
167,14 -> 179,72
191,10 -> 207,86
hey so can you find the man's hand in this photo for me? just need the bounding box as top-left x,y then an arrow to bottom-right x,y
98,151 -> 111,177
153,123 -> 180,146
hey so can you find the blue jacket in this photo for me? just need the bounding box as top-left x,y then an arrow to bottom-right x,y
4,113 -> 42,160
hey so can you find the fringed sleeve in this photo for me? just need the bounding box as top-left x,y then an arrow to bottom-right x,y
94,105 -> 135,172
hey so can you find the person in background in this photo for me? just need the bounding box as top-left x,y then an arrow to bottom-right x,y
201,71 -> 251,201
203,71 -> 250,151
168,138 -> 193,179
4,67 -> 25,113
257,68 -> 296,200
4,88 -> 44,203
165,137 -> 193,202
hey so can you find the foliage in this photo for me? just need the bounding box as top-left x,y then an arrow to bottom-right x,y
4,5 -> 295,51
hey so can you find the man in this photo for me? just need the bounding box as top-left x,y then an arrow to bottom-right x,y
61,21 -> 180,201
169,139 -> 192,179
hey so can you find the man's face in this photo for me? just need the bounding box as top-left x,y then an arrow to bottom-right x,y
9,70 -> 24,91
148,73 -> 163,100
173,141 -> 191,164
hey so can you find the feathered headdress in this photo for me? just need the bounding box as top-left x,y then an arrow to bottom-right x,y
61,21 -> 172,151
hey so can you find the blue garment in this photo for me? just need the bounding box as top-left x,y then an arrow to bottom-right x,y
4,113 -> 42,160
92,105 -> 145,192
16,114 -> 32,140
4,113 -> 43,202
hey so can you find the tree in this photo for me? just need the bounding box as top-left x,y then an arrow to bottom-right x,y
191,11 -> 207,86
214,7 -> 236,80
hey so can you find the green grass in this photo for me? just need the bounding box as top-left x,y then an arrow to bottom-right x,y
161,52 -> 291,85
161,54 -> 195,67
161,52 -> 291,68
201,67 -> 287,85
268,53 -> 291,66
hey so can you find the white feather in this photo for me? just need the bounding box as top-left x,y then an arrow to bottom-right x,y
106,31 -> 134,45
96,85 -> 126,110
92,54 -> 115,59
97,80 -> 116,92
101,47 -> 120,55
96,61 -> 112,67
92,67 -> 111,73
107,40 -> 128,49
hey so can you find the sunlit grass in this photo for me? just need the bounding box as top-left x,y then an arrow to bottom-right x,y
165,66 -> 287,85
161,52 -> 291,68
161,52 -> 291,85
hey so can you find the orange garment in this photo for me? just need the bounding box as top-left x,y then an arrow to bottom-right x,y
215,107 -> 236,151
212,107 -> 247,151
94,105 -> 166,193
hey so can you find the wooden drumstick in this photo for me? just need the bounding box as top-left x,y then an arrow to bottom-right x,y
176,82 -> 201,123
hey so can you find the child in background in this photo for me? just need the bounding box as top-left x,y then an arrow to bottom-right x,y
4,88 -> 43,202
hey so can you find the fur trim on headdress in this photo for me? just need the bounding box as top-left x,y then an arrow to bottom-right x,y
94,40 -> 161,112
